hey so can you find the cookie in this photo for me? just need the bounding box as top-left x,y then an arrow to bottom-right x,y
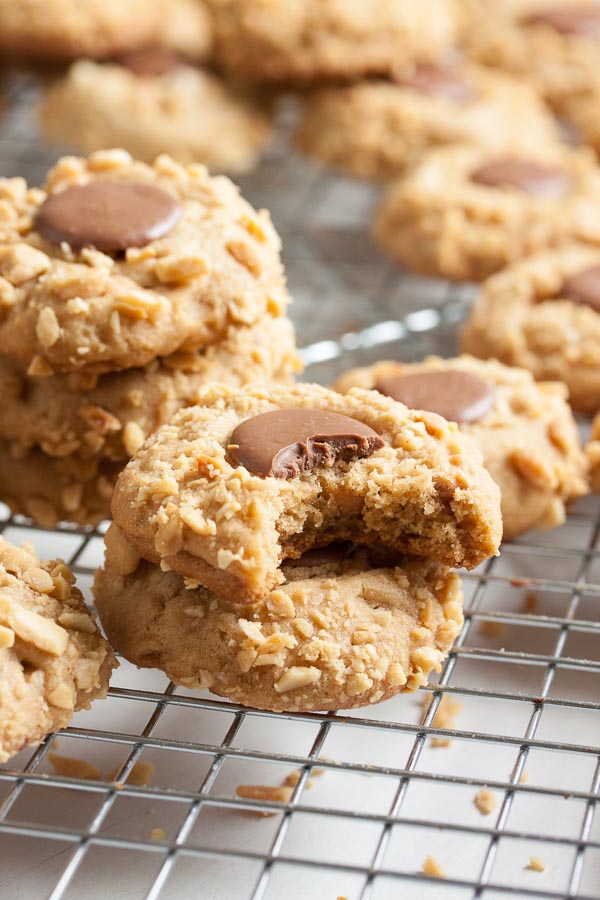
0,442 -> 119,528
111,382 -> 502,604
0,315 -> 300,463
335,355 -> 588,539
94,525 -> 463,712
0,536 -> 116,763
0,149 -> 289,376
208,0 -> 459,83
40,57 -> 270,173
559,84 -> 600,163
296,62 -> 561,181
461,0 -> 600,109
0,0 -> 166,62
373,144 -> 600,281
461,244 -> 600,412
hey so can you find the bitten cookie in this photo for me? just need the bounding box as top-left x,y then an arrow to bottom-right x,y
0,443 -> 120,528
111,382 -> 502,604
40,56 -> 270,173
335,355 -> 588,539
0,149 -> 289,376
0,536 -> 116,763
0,0 -> 166,62
208,0 -> 459,83
461,244 -> 600,412
296,62 -> 561,181
0,315 -> 300,464
461,0 -> 600,109
94,525 -> 463,712
373,144 -> 600,281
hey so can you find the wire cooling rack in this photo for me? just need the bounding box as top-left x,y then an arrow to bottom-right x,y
1,75 -> 600,900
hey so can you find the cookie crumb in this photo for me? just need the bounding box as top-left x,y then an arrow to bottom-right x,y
523,591 -> 539,614
421,855 -> 446,879
474,789 -> 498,815
49,752 -> 101,781
526,856 -> 546,872
235,783 -> 294,816
150,827 -> 165,842
423,694 -> 463,747
519,770 -> 530,784
110,761 -> 155,786
478,619 -> 507,638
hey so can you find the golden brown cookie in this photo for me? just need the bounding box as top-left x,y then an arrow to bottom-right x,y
208,0 -> 459,83
335,355 -> 588,539
461,244 -> 600,412
0,315 -> 300,463
94,525 -> 463,712
0,149 -> 289,376
461,0 -> 600,109
373,144 -> 600,281
40,58 -> 271,173
0,0 -> 166,62
111,382 -> 502,604
0,536 -> 116,763
296,62 -> 561,181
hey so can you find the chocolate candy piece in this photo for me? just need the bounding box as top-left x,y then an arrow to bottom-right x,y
562,265 -> 600,312
227,408 -> 385,478
398,62 -> 478,103
470,158 -> 571,197
524,5 -> 600,37
36,181 -> 182,252
284,542 -> 355,568
374,370 -> 495,424
116,47 -> 186,77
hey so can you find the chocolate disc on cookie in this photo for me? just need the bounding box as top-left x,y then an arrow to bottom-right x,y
227,408 -> 384,478
36,181 -> 182,251
374,369 -> 495,424
562,265 -> 600,312
524,5 -> 600,37
397,62 -> 478,103
471,158 -> 571,197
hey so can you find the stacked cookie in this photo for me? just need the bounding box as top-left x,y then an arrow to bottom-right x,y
94,382 -> 503,712
0,149 -> 300,527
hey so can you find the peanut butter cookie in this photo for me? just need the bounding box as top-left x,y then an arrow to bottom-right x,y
208,0 -> 459,83
40,57 -> 270,173
461,244 -> 600,412
373,144 -> 600,281
94,525 -> 463,712
0,149 -> 289,376
586,411 -> 600,490
335,355 -> 588,539
296,62 -> 561,181
0,536 -> 116,763
111,382 -> 502,604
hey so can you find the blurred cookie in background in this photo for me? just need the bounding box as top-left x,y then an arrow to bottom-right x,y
296,61 -> 562,181
40,55 -> 271,172
207,0 -> 460,84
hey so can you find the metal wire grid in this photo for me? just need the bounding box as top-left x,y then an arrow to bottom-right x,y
0,76 -> 599,900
